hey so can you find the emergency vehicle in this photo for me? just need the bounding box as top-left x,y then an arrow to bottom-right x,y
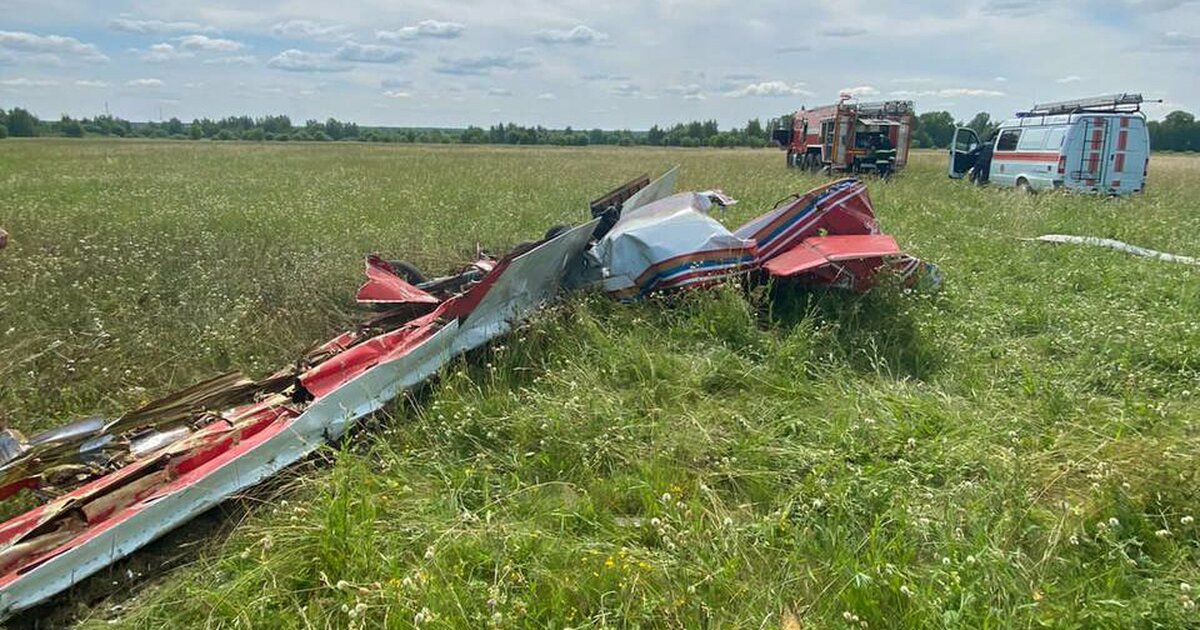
948,93 -> 1152,195
773,97 -> 914,176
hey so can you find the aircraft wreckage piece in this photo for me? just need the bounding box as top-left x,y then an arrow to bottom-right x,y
0,171 -> 935,618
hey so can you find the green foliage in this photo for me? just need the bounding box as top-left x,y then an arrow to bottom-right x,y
1148,111 -> 1200,152
5,107 -> 38,137
3,143 -> 1198,628
57,114 -> 84,138
964,111 -> 998,139
913,111 -> 955,149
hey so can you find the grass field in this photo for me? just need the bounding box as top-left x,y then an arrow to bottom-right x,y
1,140 -> 1198,628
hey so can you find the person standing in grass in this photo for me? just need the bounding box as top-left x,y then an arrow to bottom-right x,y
0,227 -> 7,250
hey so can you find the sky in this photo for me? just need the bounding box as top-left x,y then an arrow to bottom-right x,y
0,0 -> 1197,129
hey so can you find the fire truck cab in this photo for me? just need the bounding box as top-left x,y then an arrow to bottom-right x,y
948,93 -> 1151,195
773,98 -> 914,176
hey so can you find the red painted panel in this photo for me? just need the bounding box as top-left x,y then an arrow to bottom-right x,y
763,234 -> 901,277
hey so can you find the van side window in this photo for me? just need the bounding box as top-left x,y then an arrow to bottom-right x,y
1017,128 -> 1048,151
1043,127 -> 1067,150
996,129 -> 1021,151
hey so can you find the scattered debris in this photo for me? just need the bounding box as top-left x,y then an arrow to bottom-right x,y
1025,234 -> 1199,266
0,170 -> 935,618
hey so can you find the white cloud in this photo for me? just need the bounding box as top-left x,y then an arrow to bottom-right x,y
74,79 -> 108,87
267,49 -> 348,72
377,20 -> 466,41
1122,0 -> 1196,10
534,25 -> 609,45
821,27 -> 868,37
667,84 -> 705,100
994,76 -> 1008,82
334,42 -> 412,63
1148,31 -> 1200,51
0,30 -> 108,62
272,20 -> 350,42
1055,75 -> 1083,83
383,89 -> 412,98
176,35 -> 244,52
126,78 -> 164,88
724,81 -> 811,98
536,92 -> 557,100
840,85 -> 880,97
981,0 -> 1040,16
609,83 -> 641,97
203,55 -> 256,65
108,18 -> 215,34
891,88 -> 1006,97
434,54 -> 537,75
139,43 -> 192,63
581,72 -> 632,81
0,77 -> 58,87
488,87 -> 513,96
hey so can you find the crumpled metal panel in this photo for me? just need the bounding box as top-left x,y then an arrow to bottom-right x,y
593,192 -> 757,299
0,221 -> 599,618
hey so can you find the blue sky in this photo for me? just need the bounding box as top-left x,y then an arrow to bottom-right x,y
0,0 -> 1196,128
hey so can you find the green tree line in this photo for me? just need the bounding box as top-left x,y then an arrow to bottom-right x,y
3,106 -> 1198,151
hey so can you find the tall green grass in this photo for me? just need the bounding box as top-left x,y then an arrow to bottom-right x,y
1,141 -> 1197,627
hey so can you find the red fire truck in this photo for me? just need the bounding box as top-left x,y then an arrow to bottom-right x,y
773,97 -> 915,176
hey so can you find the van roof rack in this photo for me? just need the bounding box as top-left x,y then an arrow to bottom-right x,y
1018,93 -> 1148,117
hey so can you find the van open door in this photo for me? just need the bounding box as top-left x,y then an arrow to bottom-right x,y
948,127 -> 980,179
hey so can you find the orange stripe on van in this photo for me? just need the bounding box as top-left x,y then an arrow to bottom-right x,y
1117,130 -> 1127,152
1114,153 -> 1125,173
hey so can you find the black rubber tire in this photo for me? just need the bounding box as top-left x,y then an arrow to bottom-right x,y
1016,178 -> 1034,195
385,259 -> 428,285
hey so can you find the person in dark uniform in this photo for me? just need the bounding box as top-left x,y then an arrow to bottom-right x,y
971,132 -> 996,185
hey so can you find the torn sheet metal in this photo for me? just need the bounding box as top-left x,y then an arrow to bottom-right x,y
1025,234 -> 1200,266
355,255 -> 441,306
0,221 -> 597,618
0,169 -> 936,618
592,177 -> 938,299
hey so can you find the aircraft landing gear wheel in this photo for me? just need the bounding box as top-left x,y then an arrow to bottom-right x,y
386,260 -> 428,285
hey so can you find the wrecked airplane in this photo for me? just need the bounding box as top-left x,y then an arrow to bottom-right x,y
0,170 -> 937,617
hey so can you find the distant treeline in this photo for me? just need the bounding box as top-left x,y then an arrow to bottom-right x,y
2,106 -> 1197,152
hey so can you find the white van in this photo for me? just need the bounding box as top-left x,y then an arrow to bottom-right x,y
948,94 -> 1151,195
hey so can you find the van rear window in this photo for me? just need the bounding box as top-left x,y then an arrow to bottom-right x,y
1017,128 -> 1048,151
996,129 -> 1021,151
1044,127 -> 1067,150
